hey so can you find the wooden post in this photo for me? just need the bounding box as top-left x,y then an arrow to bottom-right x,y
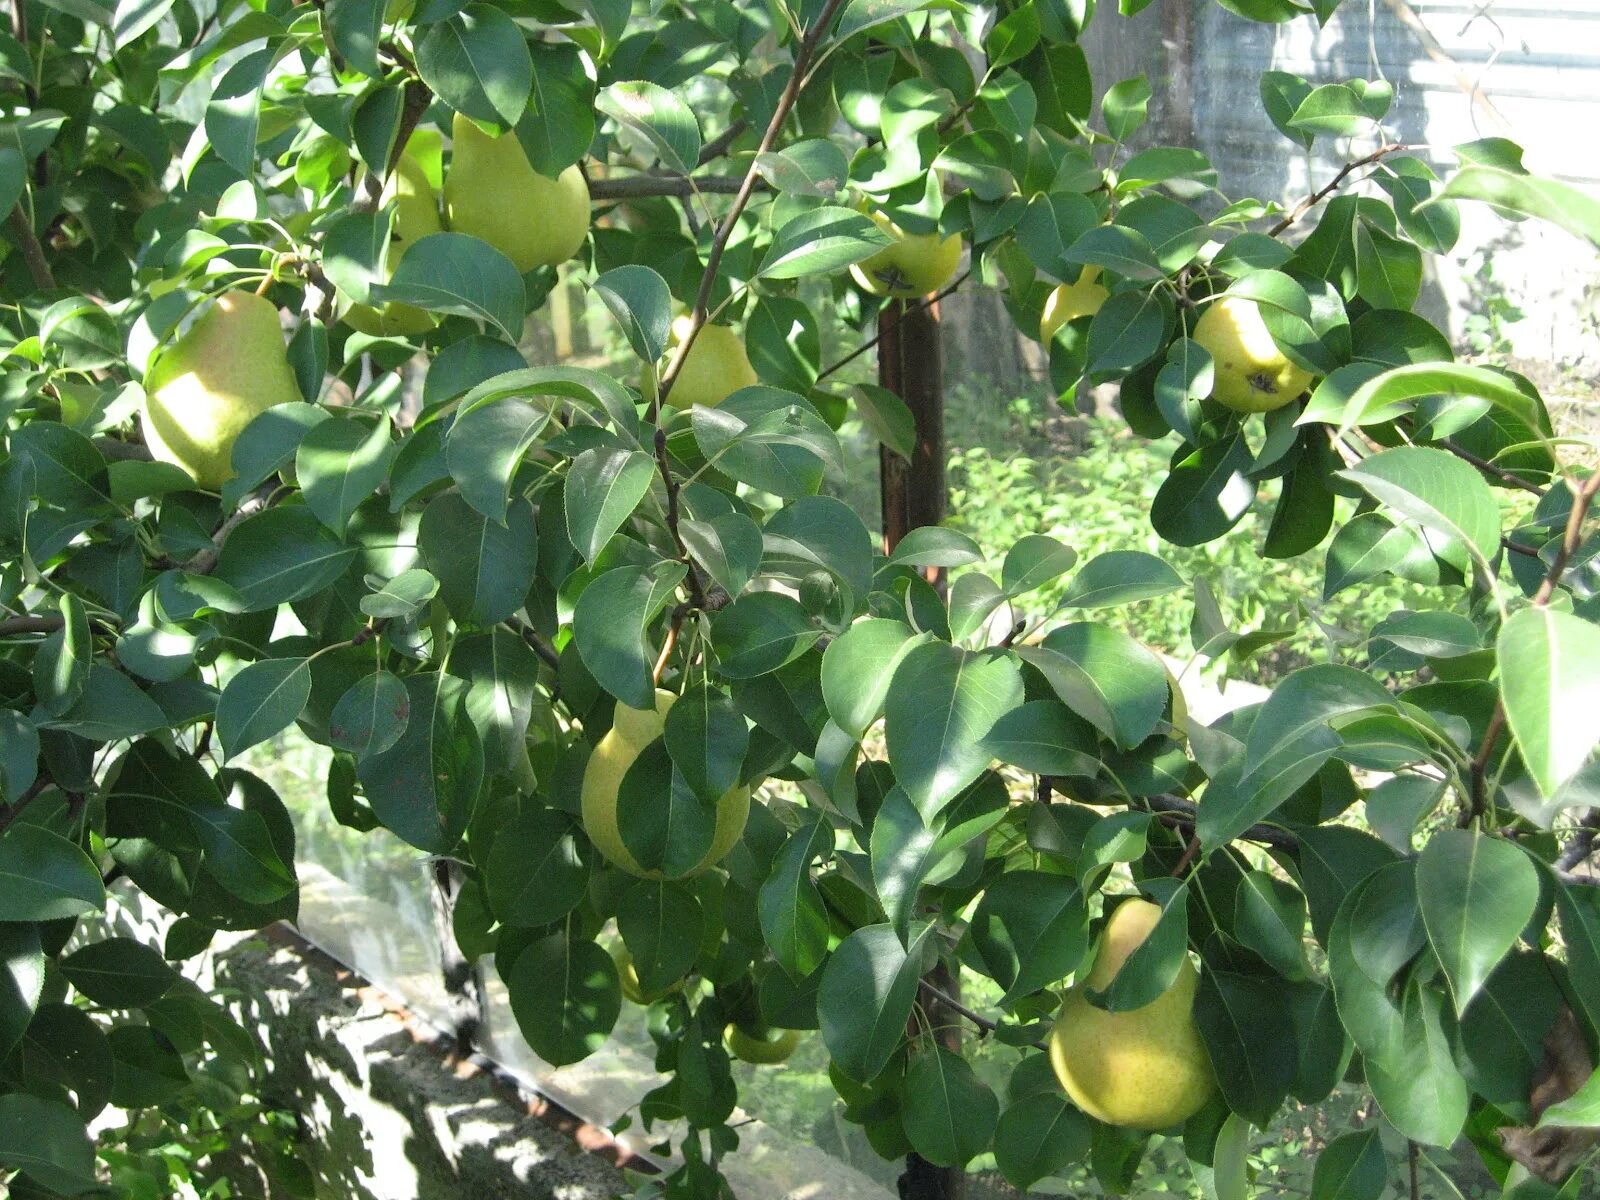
877,298 -> 946,554
877,296 -> 962,1200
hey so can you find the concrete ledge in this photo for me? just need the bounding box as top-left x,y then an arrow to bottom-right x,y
213,927 -> 631,1200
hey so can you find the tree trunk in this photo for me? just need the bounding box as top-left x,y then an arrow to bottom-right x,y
430,859 -> 485,1055
878,297 -> 964,1200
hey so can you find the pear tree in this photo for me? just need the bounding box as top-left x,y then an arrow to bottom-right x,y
1,0 -> 1599,1198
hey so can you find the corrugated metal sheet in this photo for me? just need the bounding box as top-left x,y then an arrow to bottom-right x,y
1170,0 -> 1600,378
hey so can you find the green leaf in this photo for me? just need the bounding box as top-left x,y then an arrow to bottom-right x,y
679,512 -> 763,599
1090,883 -> 1189,1012
1151,435 -> 1256,547
325,0 -> 382,77
1498,607 -> 1600,799
617,879 -> 703,996
758,818 -> 832,980
818,923 -> 932,1082
1194,967 -> 1297,1126
1339,447 -> 1501,574
216,658 -> 311,761
356,673 -> 483,854
711,592 -> 821,680
854,383 -> 917,460
186,803 -> 296,903
573,561 -> 686,709
664,683 -> 747,806
982,700 -> 1100,778
1086,289 -> 1169,375
0,923 -> 44,1064
519,41 -> 595,175
0,1094 -> 96,1196
38,663 -> 168,742
213,506 -> 358,612
0,826 -> 105,920
506,931 -> 619,1066
0,711 -> 38,802
592,265 -> 671,362
596,79 -> 700,174
1439,165 -> 1600,249
821,618 -> 923,739
966,870 -> 1088,1005
295,414 -> 393,534
360,568 -> 439,622
416,5 -> 533,127
418,493 -> 538,626
1061,550 -> 1183,608
615,740 -> 716,877
564,447 -> 655,563
377,232 -> 526,342
1288,83 -> 1375,137
486,809 -> 589,927
445,397 -> 550,523
889,525 -> 984,569
1102,74 -> 1151,141
691,389 -> 841,499
33,592 -> 90,716
993,1092 -> 1091,1190
1002,534 -> 1078,596
903,1047 -> 1000,1167
59,936 -> 177,1007
761,206 -> 893,279
329,670 -> 409,760
753,139 -> 850,197
1017,623 -> 1167,750
204,46 -> 274,176
1416,829 -> 1540,1014
885,642 -> 1024,821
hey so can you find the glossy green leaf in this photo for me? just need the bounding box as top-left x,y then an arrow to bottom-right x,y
1416,829 -> 1540,1014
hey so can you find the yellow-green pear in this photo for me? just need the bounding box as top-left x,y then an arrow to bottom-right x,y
443,113 -> 590,272
645,316 -> 758,411
849,211 -> 962,298
610,941 -> 685,1005
725,1023 -> 802,1065
141,292 -> 301,490
1192,295 -> 1314,413
345,153 -> 442,337
1049,897 -> 1215,1130
1040,267 -> 1109,342
580,688 -> 751,879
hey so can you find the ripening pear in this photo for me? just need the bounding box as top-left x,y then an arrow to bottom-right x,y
849,211 -> 962,298
1049,897 -> 1215,1130
644,316 -> 758,411
580,688 -> 751,879
345,152 -> 442,337
1040,267 -> 1109,342
1192,295 -> 1313,413
443,113 -> 590,272
141,292 -> 301,490
724,1023 -> 803,1065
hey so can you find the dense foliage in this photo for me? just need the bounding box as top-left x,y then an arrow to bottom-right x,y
1,0 -> 1599,1196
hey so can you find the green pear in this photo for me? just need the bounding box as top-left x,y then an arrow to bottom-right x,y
643,315 -> 759,411
1049,897 -> 1215,1130
580,688 -> 750,879
725,1023 -> 802,1065
345,152 -> 443,337
849,211 -> 962,298
1192,295 -> 1313,413
141,291 -> 301,490
443,113 -> 590,272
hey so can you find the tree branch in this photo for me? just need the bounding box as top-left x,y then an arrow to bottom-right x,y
1268,142 -> 1411,238
0,771 -> 51,836
589,173 -> 753,200
6,204 -> 55,291
655,0 -> 847,411
697,120 -> 748,166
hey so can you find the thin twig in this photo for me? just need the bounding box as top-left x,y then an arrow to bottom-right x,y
1268,143 -> 1411,237
507,617 -> 561,671
1556,809 -> 1600,872
816,269 -> 972,383
0,772 -> 51,836
1170,833 -> 1202,877
920,981 -> 1048,1052
697,120 -> 749,165
0,613 -> 119,637
1440,438 -> 1547,496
